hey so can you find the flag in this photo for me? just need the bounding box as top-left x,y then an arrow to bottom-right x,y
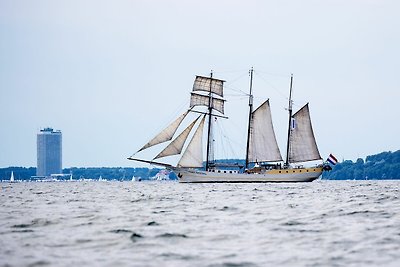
327,154 -> 338,165
291,118 -> 296,129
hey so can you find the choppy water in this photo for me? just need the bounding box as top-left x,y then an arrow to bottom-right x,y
1,180 -> 400,267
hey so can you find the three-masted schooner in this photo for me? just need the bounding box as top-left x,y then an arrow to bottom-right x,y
129,69 -> 326,182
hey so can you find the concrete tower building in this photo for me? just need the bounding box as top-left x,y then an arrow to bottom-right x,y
37,128 -> 62,177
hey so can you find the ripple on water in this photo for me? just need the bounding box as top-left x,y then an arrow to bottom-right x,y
1,180 -> 400,267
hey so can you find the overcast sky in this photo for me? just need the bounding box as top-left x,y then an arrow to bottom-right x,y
1,0 -> 399,168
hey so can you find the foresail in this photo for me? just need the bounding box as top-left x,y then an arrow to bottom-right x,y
288,104 -> 322,163
153,116 -> 200,160
190,93 -> 225,114
248,100 -> 283,163
137,111 -> 188,153
193,76 -> 224,97
177,115 -> 205,168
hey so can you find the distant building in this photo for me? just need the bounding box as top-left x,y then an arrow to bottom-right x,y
36,128 -> 62,177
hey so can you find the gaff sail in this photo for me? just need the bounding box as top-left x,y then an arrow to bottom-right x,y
288,104 -> 322,163
248,100 -> 283,163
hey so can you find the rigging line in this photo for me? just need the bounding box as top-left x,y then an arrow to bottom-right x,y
225,85 -> 248,96
213,68 -> 249,74
223,72 -> 251,95
214,119 -> 240,160
255,70 -> 291,78
157,99 -> 188,132
216,121 -> 230,158
224,93 -> 248,97
254,71 -> 288,100
131,98 -> 189,158
226,71 -> 249,84
221,116 -> 247,149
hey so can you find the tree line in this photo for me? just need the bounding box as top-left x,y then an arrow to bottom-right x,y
322,150 -> 400,180
1,150 -> 399,181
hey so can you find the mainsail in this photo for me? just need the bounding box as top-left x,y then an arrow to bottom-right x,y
288,104 -> 321,163
177,116 -> 206,168
248,100 -> 283,163
153,116 -> 200,160
137,111 -> 188,152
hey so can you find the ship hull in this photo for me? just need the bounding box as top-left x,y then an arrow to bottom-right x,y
177,167 -> 323,183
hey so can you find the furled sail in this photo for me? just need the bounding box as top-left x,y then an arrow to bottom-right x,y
177,116 -> 205,168
190,93 -> 225,114
288,104 -> 322,163
248,100 -> 283,163
153,116 -> 200,160
137,111 -> 188,152
193,76 -> 224,97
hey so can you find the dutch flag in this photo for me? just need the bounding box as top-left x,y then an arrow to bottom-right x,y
327,154 -> 338,165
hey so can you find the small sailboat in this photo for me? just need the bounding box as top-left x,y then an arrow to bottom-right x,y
129,69 -> 329,183
10,171 -> 15,182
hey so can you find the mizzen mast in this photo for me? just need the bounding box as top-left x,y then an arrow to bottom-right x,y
285,74 -> 294,166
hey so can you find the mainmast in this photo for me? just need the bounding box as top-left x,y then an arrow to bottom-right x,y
205,71 -> 213,171
285,74 -> 294,166
245,67 -> 254,169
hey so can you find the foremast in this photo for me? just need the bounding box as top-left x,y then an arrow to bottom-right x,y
205,71 -> 214,171
190,72 -> 226,171
245,68 -> 254,169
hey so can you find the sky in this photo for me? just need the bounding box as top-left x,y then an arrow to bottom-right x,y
1,0 -> 399,168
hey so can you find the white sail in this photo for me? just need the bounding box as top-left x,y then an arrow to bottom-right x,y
288,104 -> 321,163
153,116 -> 200,160
137,111 -> 188,152
190,93 -> 225,114
177,116 -> 205,168
10,171 -> 14,182
248,100 -> 283,163
193,76 -> 224,97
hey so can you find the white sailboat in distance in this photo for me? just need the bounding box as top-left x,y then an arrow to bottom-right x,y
129,69 -> 332,183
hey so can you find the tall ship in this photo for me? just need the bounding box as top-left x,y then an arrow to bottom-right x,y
129,69 -> 330,183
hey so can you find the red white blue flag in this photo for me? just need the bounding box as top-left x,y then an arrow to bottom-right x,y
327,154 -> 338,165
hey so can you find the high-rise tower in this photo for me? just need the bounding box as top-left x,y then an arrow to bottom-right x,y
37,128 -> 62,177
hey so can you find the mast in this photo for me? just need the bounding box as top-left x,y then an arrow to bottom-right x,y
245,67 -> 254,169
285,74 -> 294,166
205,71 -> 213,171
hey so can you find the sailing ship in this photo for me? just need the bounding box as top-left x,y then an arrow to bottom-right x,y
129,69 -> 329,183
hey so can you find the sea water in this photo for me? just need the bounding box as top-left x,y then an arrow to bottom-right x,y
1,180 -> 399,267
